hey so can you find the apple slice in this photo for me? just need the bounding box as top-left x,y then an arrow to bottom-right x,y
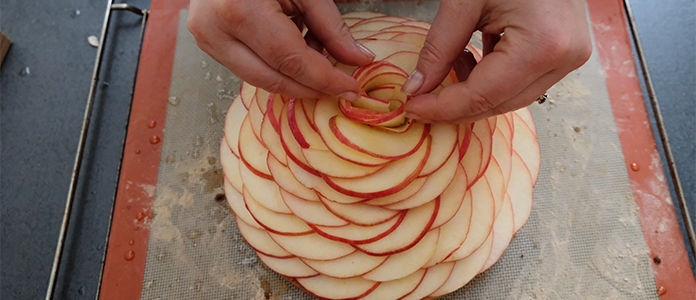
323,136 -> 430,198
512,111 -> 541,184
330,115 -> 428,159
287,158 -> 364,204
219,137 -> 243,193
224,96 -> 248,157
460,119 -> 491,187
423,189 -> 472,268
514,107 -> 537,136
458,123 -> 473,161
269,232 -> 356,261
318,194 -> 401,226
363,177 -> 427,206
357,39 -> 421,61
401,20 -> 432,29
381,25 -> 429,35
508,151 -> 534,232
302,148 -> 384,179
223,177 -> 260,229
238,115 -> 272,179
296,276 -> 380,300
445,176 -> 495,261
401,262 -> 455,300
361,269 -> 426,300
431,165 -> 469,228
384,148 -> 458,210
480,193 -> 515,272
260,109 -> 287,166
301,250 -> 387,279
362,228 -> 439,282
239,81 -> 256,109
429,230 -> 494,297
243,188 -> 313,236
382,51 -> 419,74
390,32 -> 427,48
235,217 -> 293,259
350,20 -> 402,32
280,189 -> 348,227
247,94 -> 265,140
365,31 -> 403,41
355,199 -> 438,256
267,154 -> 317,201
239,159 -> 292,214
419,123 -> 458,176
341,11 -> 385,19
311,211 -> 405,245
256,252 -> 318,278
485,157 -> 506,220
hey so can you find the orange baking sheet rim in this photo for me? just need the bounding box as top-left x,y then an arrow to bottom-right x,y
98,0 -> 696,299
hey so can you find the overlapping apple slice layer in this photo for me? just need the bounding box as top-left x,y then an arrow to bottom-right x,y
221,11 -> 540,300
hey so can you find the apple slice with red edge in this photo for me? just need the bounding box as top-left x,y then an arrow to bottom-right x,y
430,164 -> 469,228
445,175 -> 495,261
508,150 -> 534,233
280,188 -> 348,227
243,187 -> 313,236
223,177 -> 260,229
238,115 -> 272,180
401,261 -> 455,300
512,110 -> 541,184
267,153 -> 317,201
224,96 -> 248,157
269,232 -> 356,261
256,252 -> 318,278
429,230 -> 494,297
234,217 -> 293,259
296,276 -> 380,300
361,269 -> 426,300
423,189 -> 472,268
318,194 -> 401,226
362,228 -> 439,282
238,157 -> 292,214
310,211 -> 405,245
301,250 -> 388,279
219,137 -> 243,192
480,193 -> 515,273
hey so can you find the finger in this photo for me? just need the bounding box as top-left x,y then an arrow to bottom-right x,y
229,1 -> 360,98
482,33 -> 500,56
401,0 -> 484,96
452,49 -> 477,82
298,0 -> 376,66
198,32 -> 324,99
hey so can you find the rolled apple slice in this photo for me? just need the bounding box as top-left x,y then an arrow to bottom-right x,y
401,262 -> 455,300
357,39 -> 421,61
302,148 -> 385,179
301,250 -> 388,279
361,268 -> 426,300
256,252 -> 318,278
382,51 -> 420,74
350,20 -> 402,32
235,217 -> 293,259
514,107 -> 537,136
461,119 -> 492,187
287,158 -> 364,204
355,199 -> 439,256
362,228 -> 439,282
296,276 -> 380,300
260,110 -> 287,166
280,189 -> 348,227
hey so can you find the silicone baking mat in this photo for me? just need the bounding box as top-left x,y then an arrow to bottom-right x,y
138,4 -> 657,300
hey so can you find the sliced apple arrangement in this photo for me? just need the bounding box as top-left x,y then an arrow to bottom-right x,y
220,11 -> 541,300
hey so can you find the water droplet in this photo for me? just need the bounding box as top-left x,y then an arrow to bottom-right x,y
143,280 -> 154,290
77,286 -> 85,295
116,243 -> 121,247
186,229 -> 203,240
135,149 -> 141,154
204,72 -> 212,80
18,67 -> 30,76
148,120 -> 157,128
630,163 -> 640,171
149,135 -> 161,144
136,212 -> 146,221
168,96 -> 180,106
201,61 -> 208,68
657,286 -> 667,296
88,35 -> 99,47
164,155 -> 176,163
192,150 -> 200,159
129,240 -> 135,246
147,211 -> 155,219
70,9 -> 81,18
207,157 -> 217,165
124,250 -> 135,261
134,225 -> 140,230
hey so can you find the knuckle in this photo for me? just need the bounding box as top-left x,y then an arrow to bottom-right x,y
264,78 -> 288,95
274,53 -> 307,79
466,91 -> 497,115
419,39 -> 449,67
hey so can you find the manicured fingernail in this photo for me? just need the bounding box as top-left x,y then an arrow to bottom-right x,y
401,70 -> 424,96
338,91 -> 360,102
355,42 -> 376,59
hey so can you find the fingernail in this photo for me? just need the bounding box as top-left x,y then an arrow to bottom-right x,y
405,112 -> 421,120
338,91 -> 360,102
401,70 -> 424,96
355,42 -> 376,59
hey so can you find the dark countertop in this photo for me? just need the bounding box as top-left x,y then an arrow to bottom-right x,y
1,0 -> 694,299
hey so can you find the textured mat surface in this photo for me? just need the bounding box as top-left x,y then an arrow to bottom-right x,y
140,3 -> 657,299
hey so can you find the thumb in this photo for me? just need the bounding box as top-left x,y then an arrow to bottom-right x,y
401,0 -> 483,96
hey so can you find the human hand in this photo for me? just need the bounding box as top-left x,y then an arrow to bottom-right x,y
401,0 -> 593,124
188,0 -> 377,101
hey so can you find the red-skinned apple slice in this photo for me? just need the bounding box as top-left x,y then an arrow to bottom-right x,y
235,217 -> 293,259
423,189 -> 472,268
296,276 -> 380,300
330,115 -> 428,159
401,262 -> 455,300
361,269 -> 426,300
350,20 -> 402,32
384,148 -> 458,210
363,177 -> 427,206
220,137 -> 243,192
401,20 -> 431,29
287,158 -> 364,204
420,123 -> 458,176
311,211 -> 405,245
429,230 -> 494,297
355,199 -> 439,256
224,177 -> 260,229
430,164 -> 470,229
341,11 -> 385,19
318,194 -> 401,226
301,250 -> 387,279
380,25 -> 429,35
303,148 -> 384,179
458,123 -> 473,161
480,193 -> 515,272
352,15 -> 411,26
512,111 -> 541,184
239,81 -> 256,109
492,121 -> 513,188
508,151 -> 534,232
362,228 -> 439,282
323,136 -> 430,198
280,189 -> 348,227
390,32 -> 427,48
365,31 -> 403,41
238,115 -> 272,180
239,158 -> 292,214
247,94 -> 265,140
460,119 -> 491,187
243,187 -> 313,236
445,176 -> 495,261
224,96 -> 248,157
485,156 -> 506,220
260,109 -> 287,165
357,39 -> 421,61
256,252 -> 318,278
267,154 -> 317,201
382,51 -> 419,74
514,108 -> 537,136
268,232 -> 356,261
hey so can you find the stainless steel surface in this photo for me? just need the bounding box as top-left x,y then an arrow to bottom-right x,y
623,0 -> 696,261
45,3 -> 147,299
